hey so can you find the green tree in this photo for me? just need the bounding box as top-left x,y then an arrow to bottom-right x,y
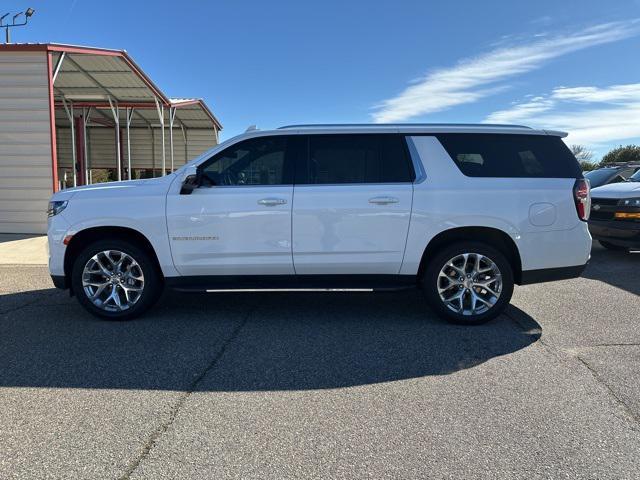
89,169 -> 112,184
570,145 -> 596,171
600,145 -> 640,166
579,160 -> 597,171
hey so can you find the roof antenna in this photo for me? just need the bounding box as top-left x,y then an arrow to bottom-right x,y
245,125 -> 258,132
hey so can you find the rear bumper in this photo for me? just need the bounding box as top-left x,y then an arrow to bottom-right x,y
588,219 -> 640,248
519,263 -> 587,285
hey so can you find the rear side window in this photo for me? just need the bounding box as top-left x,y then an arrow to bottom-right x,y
299,134 -> 414,184
436,134 -> 582,178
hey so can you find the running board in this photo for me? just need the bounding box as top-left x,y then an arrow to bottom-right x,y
166,274 -> 418,293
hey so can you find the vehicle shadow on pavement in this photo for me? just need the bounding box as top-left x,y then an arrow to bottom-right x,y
0,288 -> 540,391
581,244 -> 640,296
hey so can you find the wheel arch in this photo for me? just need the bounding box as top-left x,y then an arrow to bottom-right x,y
417,226 -> 523,284
64,226 -> 164,292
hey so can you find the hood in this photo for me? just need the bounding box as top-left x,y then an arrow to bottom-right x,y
591,181 -> 640,199
50,175 -> 176,201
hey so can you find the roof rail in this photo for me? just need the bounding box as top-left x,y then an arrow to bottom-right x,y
277,123 -> 533,130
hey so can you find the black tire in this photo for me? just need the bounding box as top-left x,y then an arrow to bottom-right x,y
421,241 -> 514,325
71,239 -> 163,320
599,240 -> 629,252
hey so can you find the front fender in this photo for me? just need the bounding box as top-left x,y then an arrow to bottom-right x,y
60,199 -> 178,278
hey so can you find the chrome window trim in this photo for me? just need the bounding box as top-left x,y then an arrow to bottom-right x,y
196,184 -> 293,189
293,182 -> 413,188
196,182 -> 414,190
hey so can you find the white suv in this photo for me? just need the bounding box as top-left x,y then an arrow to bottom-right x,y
47,124 -> 592,324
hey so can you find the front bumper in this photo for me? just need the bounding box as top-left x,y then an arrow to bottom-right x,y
588,219 -> 640,248
47,212 -> 71,277
51,275 -> 68,290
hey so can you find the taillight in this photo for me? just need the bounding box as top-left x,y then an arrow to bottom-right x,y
573,178 -> 591,221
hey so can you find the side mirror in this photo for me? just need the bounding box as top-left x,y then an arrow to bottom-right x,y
180,174 -> 199,195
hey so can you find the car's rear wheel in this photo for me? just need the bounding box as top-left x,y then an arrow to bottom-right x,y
599,240 -> 629,252
421,242 -> 514,325
71,239 -> 163,320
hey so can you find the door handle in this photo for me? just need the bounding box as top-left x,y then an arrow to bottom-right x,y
258,198 -> 287,206
369,196 -> 399,205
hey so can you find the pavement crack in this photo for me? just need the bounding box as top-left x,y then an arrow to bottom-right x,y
575,355 -> 640,430
0,291 -> 59,316
505,306 -> 640,431
118,302 -> 256,480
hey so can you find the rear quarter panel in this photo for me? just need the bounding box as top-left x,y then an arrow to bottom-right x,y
400,136 -> 591,275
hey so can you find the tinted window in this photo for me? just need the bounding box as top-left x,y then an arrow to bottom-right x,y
584,168 -> 617,188
201,136 -> 291,185
300,134 -> 413,184
584,169 -> 616,187
619,168 -> 634,179
436,134 -> 582,178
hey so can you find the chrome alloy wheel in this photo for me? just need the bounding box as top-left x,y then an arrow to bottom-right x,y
82,250 -> 145,312
437,253 -> 502,316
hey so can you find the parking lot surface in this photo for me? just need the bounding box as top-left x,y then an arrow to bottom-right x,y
1,244 -> 639,479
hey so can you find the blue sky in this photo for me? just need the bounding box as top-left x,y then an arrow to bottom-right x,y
6,0 -> 640,159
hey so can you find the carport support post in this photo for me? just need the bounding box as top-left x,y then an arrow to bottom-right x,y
74,116 -> 85,185
82,107 -> 91,184
169,107 -> 176,172
181,125 -> 187,164
126,107 -> 134,180
155,98 -> 166,175
108,97 -> 122,181
151,127 -> 156,177
61,98 -> 77,188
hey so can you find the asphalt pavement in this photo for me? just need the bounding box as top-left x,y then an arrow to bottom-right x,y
0,243 -> 638,479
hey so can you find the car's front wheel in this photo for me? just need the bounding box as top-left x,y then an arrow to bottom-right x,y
422,242 -> 514,325
71,239 -> 163,320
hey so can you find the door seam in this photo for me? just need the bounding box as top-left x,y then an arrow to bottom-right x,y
398,183 -> 415,274
291,184 -> 297,275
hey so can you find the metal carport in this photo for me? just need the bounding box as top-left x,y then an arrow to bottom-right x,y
0,43 -> 222,233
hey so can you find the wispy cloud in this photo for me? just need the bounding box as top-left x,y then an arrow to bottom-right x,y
371,20 -> 640,123
530,15 -> 554,27
552,84 -> 640,103
485,96 -> 556,124
485,83 -> 640,150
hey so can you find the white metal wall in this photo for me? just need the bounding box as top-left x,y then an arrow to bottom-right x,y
185,128 -> 218,160
0,51 -> 52,234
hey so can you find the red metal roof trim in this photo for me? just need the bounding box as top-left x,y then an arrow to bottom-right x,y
0,43 -> 222,129
170,99 -> 223,130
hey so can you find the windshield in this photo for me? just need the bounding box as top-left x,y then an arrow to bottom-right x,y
584,169 -> 615,186
629,169 -> 640,182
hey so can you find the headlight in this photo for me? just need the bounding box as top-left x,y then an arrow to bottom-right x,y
47,200 -> 68,217
619,198 -> 640,207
